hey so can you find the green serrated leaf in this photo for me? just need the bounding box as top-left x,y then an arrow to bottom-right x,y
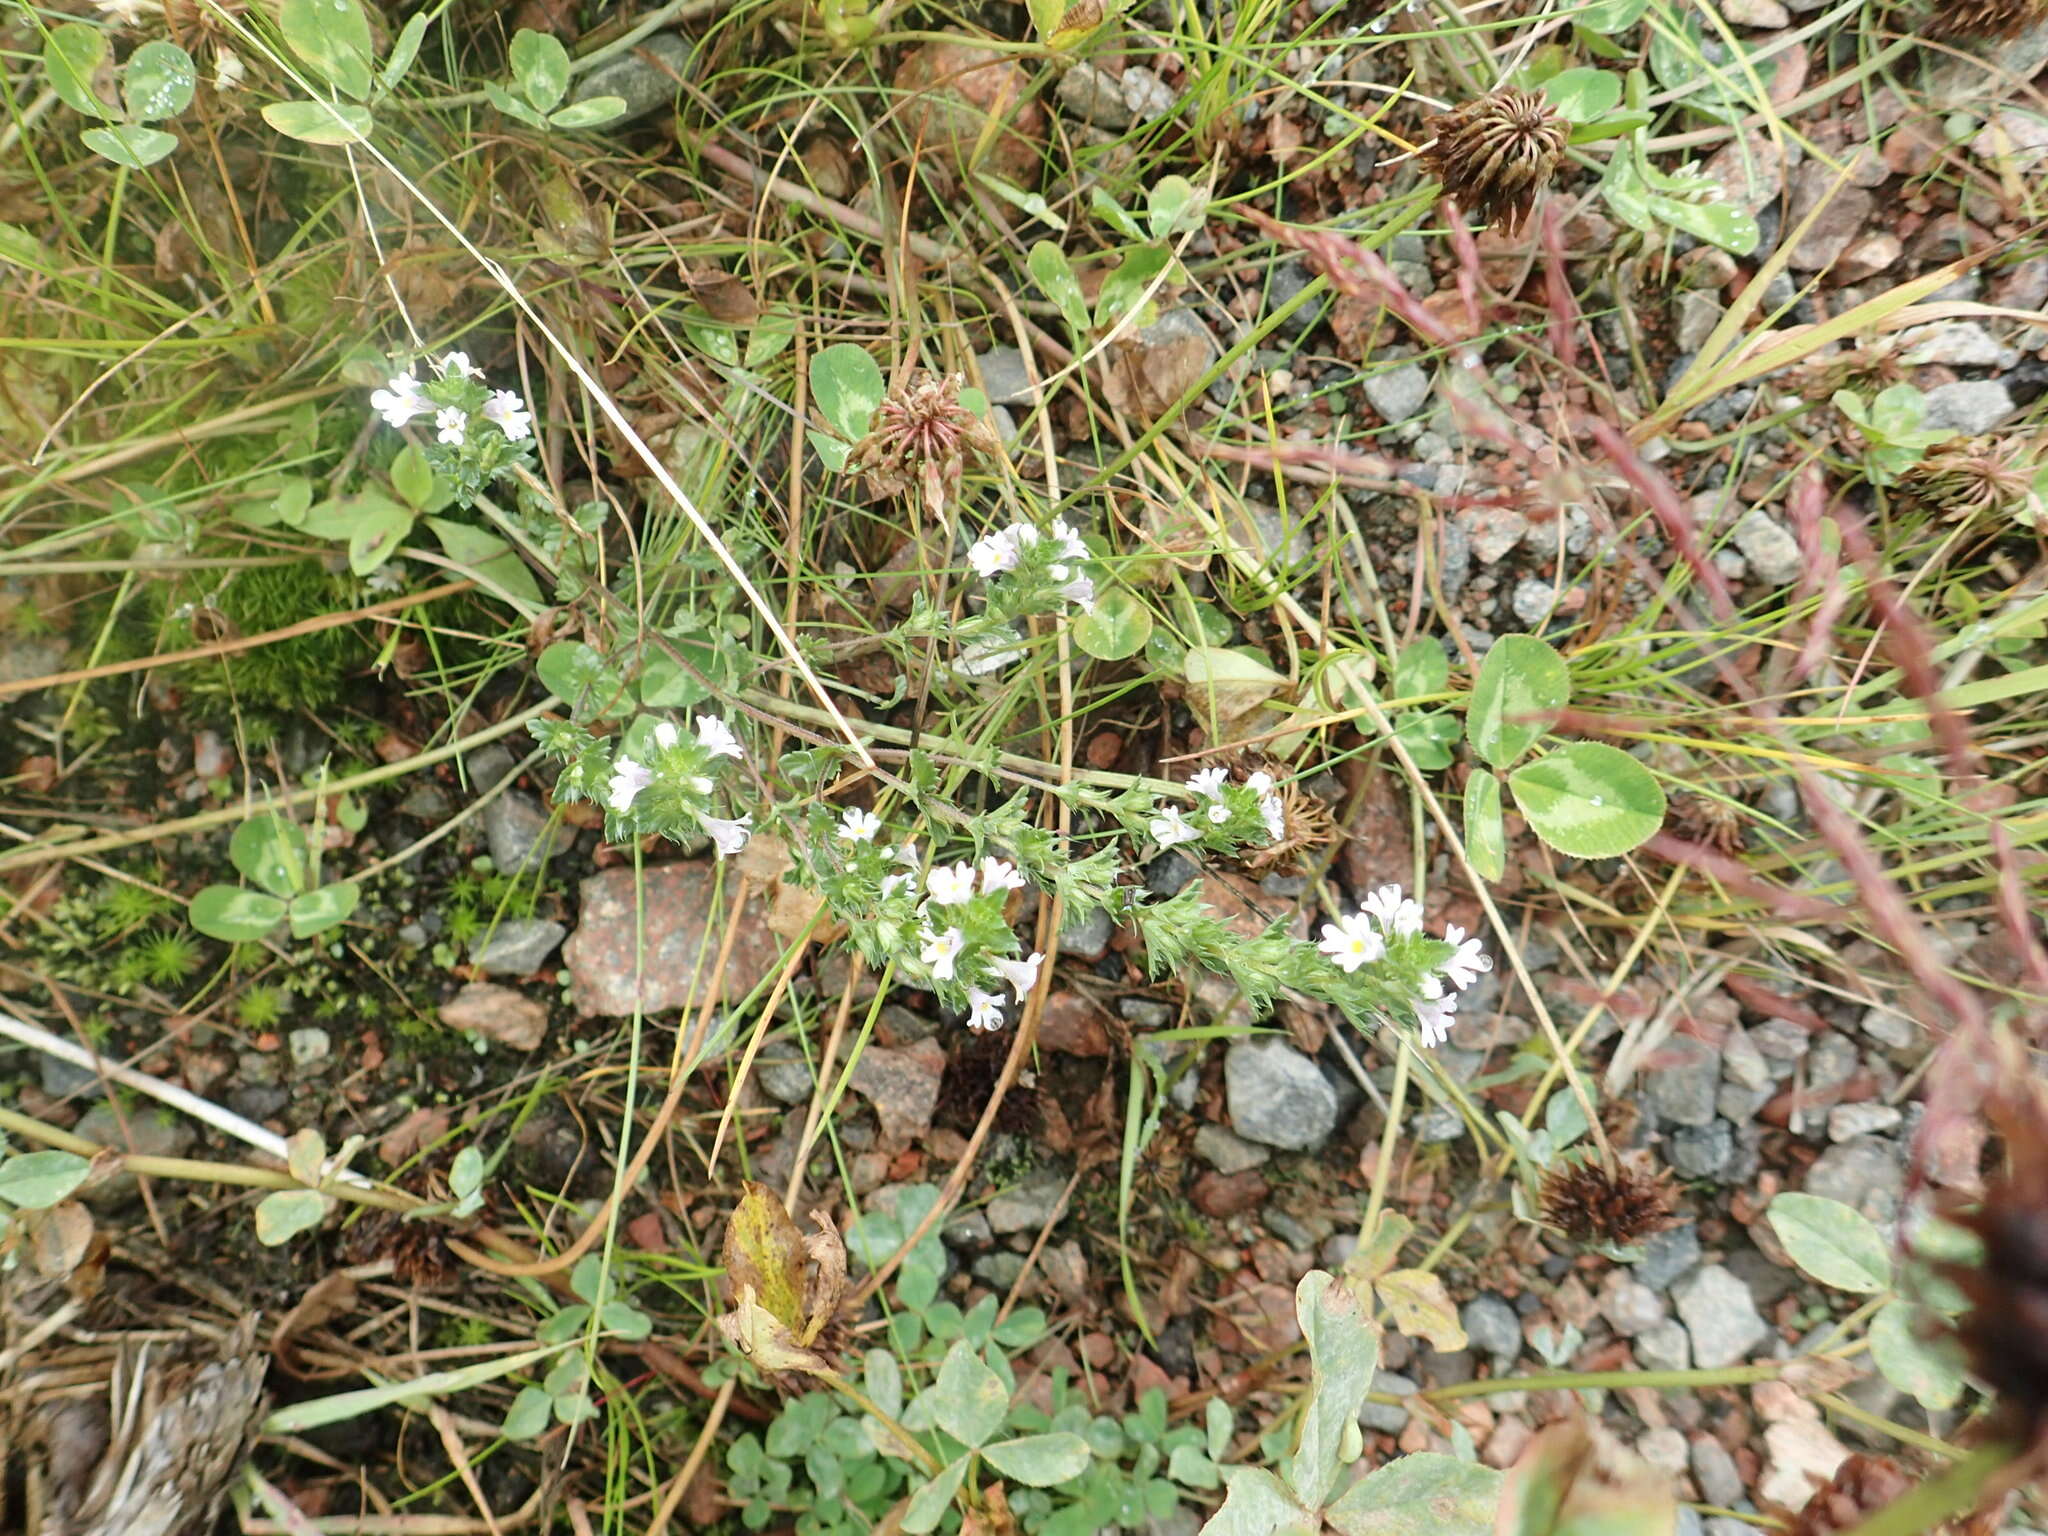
288,881 -> 359,938
549,96 -> 626,129
900,1454 -> 969,1535
255,1188 -> 331,1245
231,812 -> 309,895
1540,66 -> 1620,125
1868,1300 -> 1963,1411
509,29 -> 570,112
280,0 -> 374,98
189,885 -> 288,941
1508,742 -> 1666,859
1284,1271 -> 1379,1509
981,1432 -> 1092,1486
929,1342 -> 1007,1449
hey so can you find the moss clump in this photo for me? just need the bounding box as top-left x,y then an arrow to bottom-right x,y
176,559 -> 370,715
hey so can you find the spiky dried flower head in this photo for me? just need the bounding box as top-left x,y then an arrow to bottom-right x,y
1921,0 -> 2048,40
1423,88 -> 1570,237
846,370 -> 1002,518
1942,1081 -> 2048,1449
1905,435 -> 2044,523
1540,1155 -> 1677,1247
1786,1453 -> 1916,1536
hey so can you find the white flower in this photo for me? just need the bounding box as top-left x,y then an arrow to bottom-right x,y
990,951 -> 1044,996
920,925 -> 965,981
438,350 -> 484,379
1050,517 -> 1088,561
1187,767 -> 1229,799
1058,573 -> 1097,613
90,0 -> 156,25
966,988 -> 1007,1032
979,857 -> 1026,893
1010,523 -> 1043,554
434,407 -> 467,446
1150,805 -> 1200,848
606,756 -> 652,813
652,721 -> 680,750
212,48 -> 246,91
1206,801 -> 1230,825
689,775 -> 714,794
702,813 -> 752,858
1440,924 -> 1492,992
969,528 -> 1019,577
695,715 -> 744,760
1414,994 -> 1457,1048
482,389 -> 532,442
880,872 -> 912,900
956,631 -> 1025,677
370,372 -> 429,428
893,841 -> 921,867
925,861 -> 977,906
1361,882 -> 1423,937
1259,794 -> 1286,843
839,807 -> 882,843
1317,913 -> 1386,973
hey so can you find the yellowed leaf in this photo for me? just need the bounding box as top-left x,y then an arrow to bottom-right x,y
722,1182 -> 809,1334
1374,1268 -> 1467,1353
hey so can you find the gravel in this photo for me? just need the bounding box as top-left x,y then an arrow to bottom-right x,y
1364,363 -> 1432,425
1691,1437 -> 1746,1508
988,1173 -> 1068,1235
1225,1038 -> 1342,1150
1669,1119 -> 1738,1179
1730,510 -> 1804,588
1635,1319 -> 1693,1372
483,791 -> 570,874
1643,1036 -> 1721,1127
1674,1264 -> 1770,1369
1194,1122 -> 1272,1174
1922,380 -> 2015,434
1827,1103 -> 1903,1142
1359,1371 -> 1417,1433
471,918 -> 568,976
1804,1136 -> 1906,1221
1633,1222 -> 1703,1292
1599,1271 -> 1667,1337
1461,1293 -> 1523,1368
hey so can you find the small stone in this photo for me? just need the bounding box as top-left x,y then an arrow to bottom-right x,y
1700,132 -> 1786,213
1785,162 -> 1874,271
1859,1005 -> 1916,1050
1411,1105 -> 1465,1143
1191,1168 -> 1270,1216
1059,906 -> 1115,961
470,918 -> 568,976
1120,66 -> 1175,123
40,1055 -> 102,1102
1899,321 -> 2004,369
1677,291 -> 1725,354
1835,232 -> 1903,284
439,982 -> 548,1050
973,347 -> 1036,407
1118,997 -> 1174,1028
1101,308 -> 1219,424
1194,1122 -> 1272,1175
1511,577 -> 1560,629
1722,1025 -> 1772,1090
1461,1293 -> 1522,1367
1973,108 -> 2048,171
1599,1271 -> 1668,1338
1808,1030 -> 1860,1092
1359,1371 -> 1417,1434
1922,380 -> 2014,435
1145,850 -> 1199,898
1691,1436 -> 1746,1509
972,1251 -> 1027,1289
1805,1135 -> 1906,1223
1669,1119 -> 1737,1180
1674,1264 -> 1770,1368
1730,509 -> 1803,587
1719,0 -> 1788,24
988,1172 -> 1067,1235
1056,60 -> 1130,127
1364,363 -> 1432,425
757,1057 -> 815,1105
1828,1102 -> 1903,1142
568,32 -> 693,124
287,1027 -> 332,1070
75,1104 -> 195,1204
1638,1427 -> 1691,1477
944,1209 -> 994,1247
1635,1319 -> 1692,1373
1224,1038 -> 1341,1150
1751,1017 -> 1811,1061
849,1037 -> 946,1146
1461,505 -> 1529,564
564,864 -> 781,1017
1643,1036 -> 1721,1128
1759,1420 -> 1851,1510
1039,992 -> 1113,1057
483,791 -> 569,875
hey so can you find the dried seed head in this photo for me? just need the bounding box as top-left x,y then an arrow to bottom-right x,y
1942,1085 -> 2048,1448
846,370 -> 1003,518
1540,1155 -> 1677,1247
1905,436 -> 2043,523
1922,0 -> 2048,40
1423,88 -> 1569,237
1786,1453 -> 1917,1536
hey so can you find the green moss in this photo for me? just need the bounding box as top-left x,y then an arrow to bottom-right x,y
152,560 -> 371,717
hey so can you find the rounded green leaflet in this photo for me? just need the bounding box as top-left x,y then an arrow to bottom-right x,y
80,125 -> 180,169
44,24 -> 113,120
1508,741 -> 1666,858
1463,769 -> 1506,882
0,1149 -> 92,1209
1766,1192 -> 1893,1294
509,29 -> 570,113
1467,634 -> 1569,770
1540,66 -> 1620,125
1074,588 -> 1153,661
809,343 -> 884,442
1868,1299 -> 1964,1411
190,885 -> 289,941
262,101 -> 375,144
1324,1453 -> 1501,1536
123,41 -> 196,121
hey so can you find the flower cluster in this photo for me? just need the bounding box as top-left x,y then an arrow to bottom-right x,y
968,518 -> 1096,616
808,805 -> 1045,1029
1317,883 -> 1490,1047
1147,766 -> 1286,855
533,713 -> 752,857
371,351 -> 534,499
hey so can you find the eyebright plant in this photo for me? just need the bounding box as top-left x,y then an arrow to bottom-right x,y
1145,766 -> 1287,856
968,518 -> 1097,616
533,713 -> 754,857
371,350 -> 535,502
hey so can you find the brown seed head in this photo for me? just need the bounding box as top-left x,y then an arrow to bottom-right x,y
846,370 -> 1002,518
1540,1155 -> 1677,1247
1423,88 -> 1569,237
1905,436 -> 2043,523
1786,1453 -> 1917,1536
1923,0 -> 2048,40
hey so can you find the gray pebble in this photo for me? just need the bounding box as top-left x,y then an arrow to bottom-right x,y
1691,1436 -> 1745,1509
1226,1038 -> 1341,1150
1674,1264 -> 1769,1368
471,918 -> 568,976
1633,1221 -> 1702,1293
1359,1370 -> 1417,1433
1922,380 -> 2014,435
1364,363 -> 1432,424
1461,1293 -> 1522,1367
1669,1119 -> 1737,1180
1731,509 -> 1803,587
1193,1122 -> 1271,1174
